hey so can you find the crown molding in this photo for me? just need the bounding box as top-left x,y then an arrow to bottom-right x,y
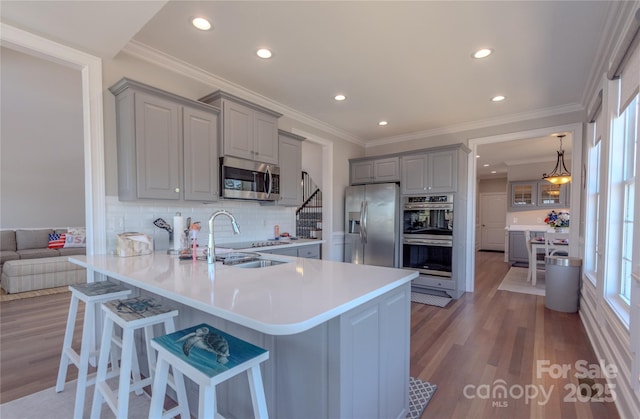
365,102 -> 584,148
581,1 -> 638,109
121,40 -> 365,147
122,39 -> 598,151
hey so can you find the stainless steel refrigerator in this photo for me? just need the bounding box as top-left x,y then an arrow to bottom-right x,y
344,183 -> 400,267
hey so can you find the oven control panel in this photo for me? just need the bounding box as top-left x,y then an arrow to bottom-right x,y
405,194 -> 453,204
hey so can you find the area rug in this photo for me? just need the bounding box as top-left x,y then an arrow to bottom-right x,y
407,376 -> 437,418
497,266 -> 545,296
0,378 -> 150,418
411,291 -> 452,308
0,285 -> 69,302
0,376 -> 437,418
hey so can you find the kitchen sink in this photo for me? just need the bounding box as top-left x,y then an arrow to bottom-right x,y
214,251 -> 289,268
232,259 -> 288,268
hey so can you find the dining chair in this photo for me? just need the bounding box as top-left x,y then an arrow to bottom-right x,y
524,230 -> 545,283
544,232 -> 570,257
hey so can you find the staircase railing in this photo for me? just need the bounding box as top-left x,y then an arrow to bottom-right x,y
296,172 -> 322,238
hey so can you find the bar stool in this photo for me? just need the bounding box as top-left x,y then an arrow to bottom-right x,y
90,296 -> 189,419
149,323 -> 269,419
56,280 -> 132,419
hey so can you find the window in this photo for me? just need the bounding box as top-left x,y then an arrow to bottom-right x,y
606,95 -> 637,311
585,122 -> 601,284
620,98 -> 637,302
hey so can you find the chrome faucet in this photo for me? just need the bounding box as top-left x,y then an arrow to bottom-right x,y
207,210 -> 240,264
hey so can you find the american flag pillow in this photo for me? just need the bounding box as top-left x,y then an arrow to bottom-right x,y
48,233 -> 66,249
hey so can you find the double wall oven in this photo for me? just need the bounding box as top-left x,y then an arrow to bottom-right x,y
402,194 -> 453,277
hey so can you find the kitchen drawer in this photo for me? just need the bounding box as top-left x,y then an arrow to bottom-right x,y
268,247 -> 298,257
412,275 -> 455,290
298,245 -> 320,259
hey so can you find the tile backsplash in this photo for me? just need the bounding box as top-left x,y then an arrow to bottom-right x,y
105,196 -> 296,252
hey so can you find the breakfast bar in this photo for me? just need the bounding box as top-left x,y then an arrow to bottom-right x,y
69,253 -> 417,418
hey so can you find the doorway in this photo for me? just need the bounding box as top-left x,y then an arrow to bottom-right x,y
465,123 -> 583,292
1,23 -> 107,255
293,128 -> 335,261
479,192 -> 507,251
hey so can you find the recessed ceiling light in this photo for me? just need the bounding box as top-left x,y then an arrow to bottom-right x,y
192,17 -> 212,31
472,48 -> 493,59
334,94 -> 346,101
475,155 -> 480,158
378,121 -> 388,126
483,164 -> 490,167
491,170 -> 497,174
256,48 -> 273,59
491,95 -> 506,102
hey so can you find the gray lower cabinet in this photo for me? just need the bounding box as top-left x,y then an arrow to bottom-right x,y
401,149 -> 457,194
331,284 -> 409,418
199,90 -> 282,165
350,156 -> 400,184
110,78 -> 220,202
508,230 -> 546,264
277,130 -> 304,206
265,243 -> 321,259
508,231 -> 529,264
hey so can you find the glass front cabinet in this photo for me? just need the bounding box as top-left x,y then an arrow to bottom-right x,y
537,182 -> 564,207
509,180 -> 569,211
509,181 -> 537,209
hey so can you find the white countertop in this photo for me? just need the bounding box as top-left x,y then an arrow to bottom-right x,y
69,253 -> 417,336
505,224 -> 554,232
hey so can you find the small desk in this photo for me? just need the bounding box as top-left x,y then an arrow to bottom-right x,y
529,239 -> 568,287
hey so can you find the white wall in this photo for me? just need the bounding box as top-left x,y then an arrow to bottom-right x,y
301,140 -> 323,189
0,47 -> 85,229
478,178 -> 507,194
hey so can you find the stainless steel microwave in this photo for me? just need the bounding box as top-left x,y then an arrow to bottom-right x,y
220,156 -> 280,201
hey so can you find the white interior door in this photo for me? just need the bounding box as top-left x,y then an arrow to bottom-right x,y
479,192 -> 507,251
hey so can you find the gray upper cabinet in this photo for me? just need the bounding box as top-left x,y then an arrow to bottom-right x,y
401,149 -> 457,194
538,182 -> 569,208
110,78 -> 220,202
509,180 -> 569,211
277,130 -> 305,206
199,91 -> 282,165
350,157 -> 400,184
183,106 -> 219,201
509,181 -> 537,210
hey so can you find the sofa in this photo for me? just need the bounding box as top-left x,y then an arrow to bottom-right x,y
1,228 -> 87,294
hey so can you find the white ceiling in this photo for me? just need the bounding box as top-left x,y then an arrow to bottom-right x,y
0,1 -> 622,176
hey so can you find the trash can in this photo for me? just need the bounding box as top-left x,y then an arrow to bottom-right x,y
545,256 -> 582,312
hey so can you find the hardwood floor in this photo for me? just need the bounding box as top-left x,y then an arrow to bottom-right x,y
0,251 -> 620,418
411,251 -> 619,418
0,290 -> 85,403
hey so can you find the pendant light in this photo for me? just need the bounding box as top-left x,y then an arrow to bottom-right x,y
542,134 -> 571,184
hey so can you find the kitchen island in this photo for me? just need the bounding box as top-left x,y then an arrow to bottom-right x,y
69,252 -> 417,418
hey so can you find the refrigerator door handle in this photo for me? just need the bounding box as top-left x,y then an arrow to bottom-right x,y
359,201 -> 365,244
363,200 -> 368,244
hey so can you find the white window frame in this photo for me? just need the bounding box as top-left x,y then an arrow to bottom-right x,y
584,121 -> 601,285
619,97 -> 637,303
604,92 -> 637,324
